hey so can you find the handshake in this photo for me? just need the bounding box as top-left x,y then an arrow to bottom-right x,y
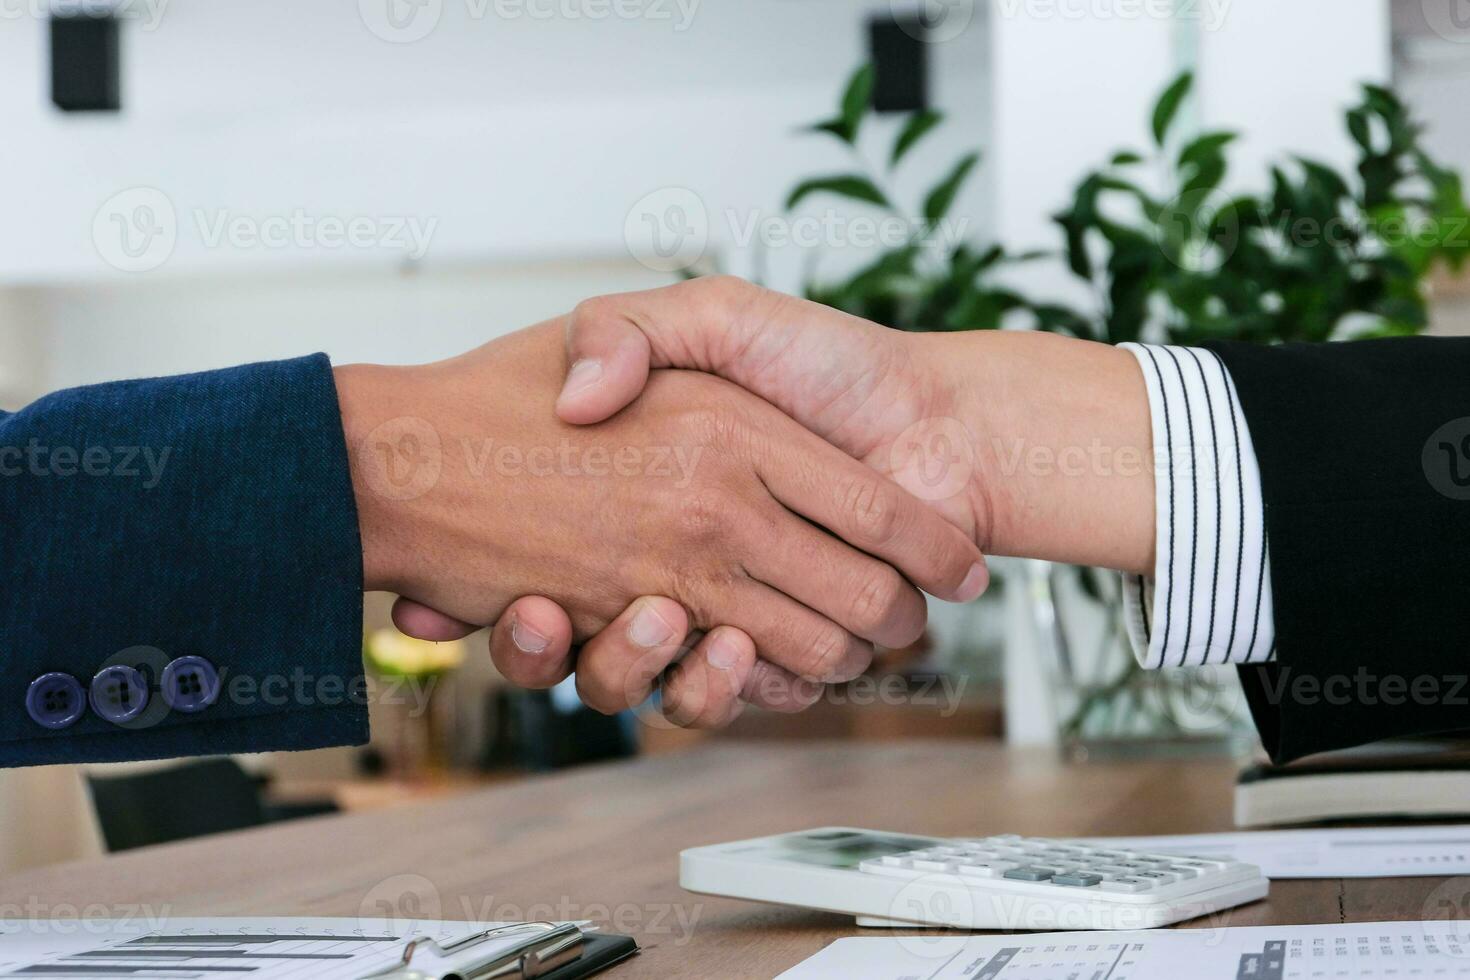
338,277 -> 1157,728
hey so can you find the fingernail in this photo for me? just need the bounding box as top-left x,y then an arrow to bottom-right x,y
561,358 -> 603,399
511,616 -> 549,654
706,634 -> 741,671
628,602 -> 677,648
956,562 -> 989,603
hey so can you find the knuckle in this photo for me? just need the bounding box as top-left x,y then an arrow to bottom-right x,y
690,273 -> 757,311
803,625 -> 854,682
675,487 -> 735,540
568,293 -> 618,331
662,667 -> 711,727
850,567 -> 907,636
843,478 -> 901,545
677,402 -> 756,459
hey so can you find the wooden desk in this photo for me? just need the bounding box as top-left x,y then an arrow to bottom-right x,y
0,742 -> 1453,978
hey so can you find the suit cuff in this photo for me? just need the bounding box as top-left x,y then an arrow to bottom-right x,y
0,354 -> 368,765
1118,343 -> 1275,668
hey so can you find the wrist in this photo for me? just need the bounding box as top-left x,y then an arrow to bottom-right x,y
335,362 -> 427,593
917,330 -> 1156,576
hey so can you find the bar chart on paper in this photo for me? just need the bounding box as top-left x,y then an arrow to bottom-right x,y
778,923 -> 1470,979
0,916 -> 538,978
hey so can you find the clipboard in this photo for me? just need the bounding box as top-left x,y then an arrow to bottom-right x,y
360,921 -> 637,980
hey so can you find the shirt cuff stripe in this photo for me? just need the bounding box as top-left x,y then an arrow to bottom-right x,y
1119,343 -> 1275,669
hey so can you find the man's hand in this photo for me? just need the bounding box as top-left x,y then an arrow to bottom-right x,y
549,276 -> 1156,573
339,320 -> 987,726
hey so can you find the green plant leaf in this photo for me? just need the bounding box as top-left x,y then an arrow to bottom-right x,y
1294,157 -> 1351,203
1151,72 -> 1193,147
1111,151 -> 1144,166
809,119 -> 853,142
1181,155 -> 1227,198
1178,132 -> 1236,172
923,152 -> 980,225
785,175 -> 889,210
805,64 -> 876,145
891,110 -> 944,168
842,65 -> 876,135
1346,108 -> 1373,153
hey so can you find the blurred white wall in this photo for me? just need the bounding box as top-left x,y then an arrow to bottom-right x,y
0,0 -> 994,292
13,260 -> 670,387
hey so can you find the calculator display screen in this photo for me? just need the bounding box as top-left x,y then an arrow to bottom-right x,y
773,831 -> 935,869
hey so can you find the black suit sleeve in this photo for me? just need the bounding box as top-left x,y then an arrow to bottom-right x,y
1209,337 -> 1470,762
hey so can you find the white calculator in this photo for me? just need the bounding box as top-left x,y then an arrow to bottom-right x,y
680,827 -> 1269,931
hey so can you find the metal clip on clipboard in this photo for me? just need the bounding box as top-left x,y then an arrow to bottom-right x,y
361,922 -> 586,980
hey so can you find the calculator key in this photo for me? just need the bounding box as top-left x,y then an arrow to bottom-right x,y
1133,871 -> 1180,885
911,858 -> 954,872
879,855 -> 910,867
1051,872 -> 1103,887
1162,865 -> 1201,879
1002,866 -> 1057,882
1099,877 -> 1152,893
860,859 -> 920,878
955,861 -> 1015,879
1176,857 -> 1234,871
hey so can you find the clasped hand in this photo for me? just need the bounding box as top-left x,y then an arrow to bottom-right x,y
341,278 -> 993,728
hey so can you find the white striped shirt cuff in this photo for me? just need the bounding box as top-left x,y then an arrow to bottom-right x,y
1118,343 -> 1275,668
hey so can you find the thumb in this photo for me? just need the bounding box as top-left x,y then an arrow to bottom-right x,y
555,276 -> 766,425
391,597 -> 480,641
553,301 -> 654,425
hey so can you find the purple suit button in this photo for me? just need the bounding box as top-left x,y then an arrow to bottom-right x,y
89,665 -> 149,724
26,673 -> 87,729
161,656 -> 220,713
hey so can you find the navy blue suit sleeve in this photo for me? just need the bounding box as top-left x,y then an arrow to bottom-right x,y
0,355 -> 369,767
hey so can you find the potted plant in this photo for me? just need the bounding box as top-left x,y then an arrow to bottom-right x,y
757,65 -> 1470,752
